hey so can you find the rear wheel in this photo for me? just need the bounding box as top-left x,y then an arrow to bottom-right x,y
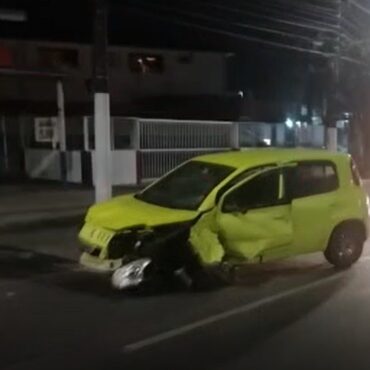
324,223 -> 365,269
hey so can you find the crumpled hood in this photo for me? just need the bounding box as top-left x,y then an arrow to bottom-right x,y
85,194 -> 198,231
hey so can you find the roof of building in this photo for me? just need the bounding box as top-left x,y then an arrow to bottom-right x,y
197,148 -> 348,168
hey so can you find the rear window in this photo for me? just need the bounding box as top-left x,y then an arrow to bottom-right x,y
289,162 -> 339,199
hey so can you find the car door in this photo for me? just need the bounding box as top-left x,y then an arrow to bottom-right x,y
286,161 -> 340,254
216,167 -> 295,263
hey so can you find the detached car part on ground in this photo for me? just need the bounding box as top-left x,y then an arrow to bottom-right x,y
78,149 -> 369,290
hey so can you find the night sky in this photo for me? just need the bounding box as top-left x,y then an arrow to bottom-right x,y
1,0 -> 369,58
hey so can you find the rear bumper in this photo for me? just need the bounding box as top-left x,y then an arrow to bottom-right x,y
80,252 -> 123,273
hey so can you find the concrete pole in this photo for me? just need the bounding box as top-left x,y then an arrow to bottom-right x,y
327,127 -> 338,152
57,79 -> 67,183
83,116 -> 90,151
93,0 -> 112,202
230,122 -> 240,150
325,0 -> 342,152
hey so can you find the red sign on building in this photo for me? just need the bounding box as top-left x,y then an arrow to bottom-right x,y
0,45 -> 13,67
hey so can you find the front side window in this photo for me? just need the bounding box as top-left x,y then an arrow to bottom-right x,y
223,170 -> 281,213
136,161 -> 234,210
215,164 -> 277,202
289,162 -> 339,199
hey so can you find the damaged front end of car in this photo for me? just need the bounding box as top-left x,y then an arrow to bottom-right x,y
80,219 -> 206,290
112,220 -> 208,289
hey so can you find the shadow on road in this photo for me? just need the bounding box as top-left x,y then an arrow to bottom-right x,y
48,270 -> 192,299
232,259 -> 327,286
0,245 -> 73,279
107,271 -> 351,370
32,263 -> 322,299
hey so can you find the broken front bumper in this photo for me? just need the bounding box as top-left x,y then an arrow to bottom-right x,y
80,252 -> 123,273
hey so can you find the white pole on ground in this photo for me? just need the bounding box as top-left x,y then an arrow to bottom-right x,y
230,122 -> 240,150
57,79 -> 67,183
327,127 -> 338,152
92,0 -> 112,202
94,93 -> 112,201
57,80 -> 66,151
83,116 -> 90,151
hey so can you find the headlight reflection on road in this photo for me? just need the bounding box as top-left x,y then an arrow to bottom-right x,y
111,258 -> 152,290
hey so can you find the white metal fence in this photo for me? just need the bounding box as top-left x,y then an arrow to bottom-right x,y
137,119 -> 234,181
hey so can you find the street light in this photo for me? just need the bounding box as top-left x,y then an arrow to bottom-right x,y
285,118 -> 294,129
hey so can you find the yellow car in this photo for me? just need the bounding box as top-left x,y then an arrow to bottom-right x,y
78,149 -> 368,289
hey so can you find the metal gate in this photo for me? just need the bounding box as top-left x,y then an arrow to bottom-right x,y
137,119 -> 234,181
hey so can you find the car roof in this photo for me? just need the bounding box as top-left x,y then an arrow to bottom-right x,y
195,148 -> 349,169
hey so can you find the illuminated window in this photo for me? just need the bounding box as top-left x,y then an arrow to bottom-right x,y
128,53 -> 164,74
34,118 -> 58,143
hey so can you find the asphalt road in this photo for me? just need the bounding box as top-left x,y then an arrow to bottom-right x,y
1,226 -> 370,370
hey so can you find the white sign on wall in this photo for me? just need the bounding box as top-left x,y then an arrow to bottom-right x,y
34,117 -> 58,147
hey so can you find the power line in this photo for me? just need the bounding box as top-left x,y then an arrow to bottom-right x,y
252,0 -> 339,16
349,0 -> 370,16
120,0 -> 367,67
224,0 -> 340,24
127,5 -> 335,58
133,1 -> 328,46
181,0 -> 342,35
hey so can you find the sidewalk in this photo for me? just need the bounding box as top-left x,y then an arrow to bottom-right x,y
0,183 -> 140,231
1,180 -> 370,233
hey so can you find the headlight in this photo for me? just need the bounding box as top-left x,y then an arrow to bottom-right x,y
111,258 -> 152,290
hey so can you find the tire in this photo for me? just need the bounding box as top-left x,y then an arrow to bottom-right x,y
324,223 -> 365,269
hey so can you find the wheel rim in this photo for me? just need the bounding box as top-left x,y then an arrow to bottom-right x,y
337,232 -> 356,261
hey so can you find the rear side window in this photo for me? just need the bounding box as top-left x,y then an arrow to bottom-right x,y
290,162 -> 339,199
351,159 -> 361,186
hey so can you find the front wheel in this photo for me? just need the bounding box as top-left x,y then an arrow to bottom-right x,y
324,223 -> 365,269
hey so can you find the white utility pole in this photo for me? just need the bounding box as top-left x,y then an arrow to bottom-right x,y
93,0 -> 112,202
56,79 -> 67,182
326,0 -> 343,152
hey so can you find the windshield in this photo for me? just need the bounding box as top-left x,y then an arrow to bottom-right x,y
135,161 -> 234,210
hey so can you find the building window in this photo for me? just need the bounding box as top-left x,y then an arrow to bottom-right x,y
38,47 -> 79,69
34,117 -> 58,143
128,53 -> 164,74
177,53 -> 193,64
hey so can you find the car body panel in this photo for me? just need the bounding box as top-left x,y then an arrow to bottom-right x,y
79,149 -> 368,272
190,154 -> 368,266
84,194 -> 198,231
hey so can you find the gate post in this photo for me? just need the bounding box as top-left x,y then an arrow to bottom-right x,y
231,122 -> 240,150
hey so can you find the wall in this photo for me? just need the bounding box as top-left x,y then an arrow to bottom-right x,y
91,150 -> 137,186
25,149 -> 61,180
0,39 -> 226,104
66,151 -> 82,183
24,149 -> 83,183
